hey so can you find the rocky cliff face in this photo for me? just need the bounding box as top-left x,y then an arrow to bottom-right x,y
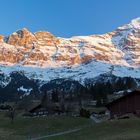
1,18 -> 140,100
1,18 -> 140,67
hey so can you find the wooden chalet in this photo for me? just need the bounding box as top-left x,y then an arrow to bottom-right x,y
28,102 -> 63,116
28,93 -> 65,116
106,89 -> 140,119
29,104 -> 48,116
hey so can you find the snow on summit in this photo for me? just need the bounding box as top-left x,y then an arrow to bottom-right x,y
118,17 -> 140,30
130,17 -> 140,29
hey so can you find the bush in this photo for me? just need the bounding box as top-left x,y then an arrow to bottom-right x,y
80,108 -> 90,118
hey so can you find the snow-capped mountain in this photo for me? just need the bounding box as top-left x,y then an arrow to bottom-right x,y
1,17 -> 140,100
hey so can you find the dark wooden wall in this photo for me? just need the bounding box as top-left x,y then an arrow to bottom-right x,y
107,92 -> 140,117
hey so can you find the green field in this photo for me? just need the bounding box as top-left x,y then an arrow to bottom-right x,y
47,118 -> 140,140
0,113 -> 91,140
0,112 -> 140,140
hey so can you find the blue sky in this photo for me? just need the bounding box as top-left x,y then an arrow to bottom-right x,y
0,0 -> 140,37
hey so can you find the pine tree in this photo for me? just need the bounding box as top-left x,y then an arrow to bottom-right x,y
41,91 -> 48,107
52,89 -> 59,102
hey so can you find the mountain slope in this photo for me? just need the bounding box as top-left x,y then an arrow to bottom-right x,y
1,18 -> 140,99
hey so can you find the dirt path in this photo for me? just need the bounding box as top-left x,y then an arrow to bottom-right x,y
30,126 -> 87,140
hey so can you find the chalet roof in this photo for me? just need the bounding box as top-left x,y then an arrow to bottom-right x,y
28,101 -> 41,112
106,89 -> 140,108
29,104 -> 42,113
28,102 -> 62,113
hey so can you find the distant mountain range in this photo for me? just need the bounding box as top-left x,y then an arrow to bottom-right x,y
1,18 -> 140,100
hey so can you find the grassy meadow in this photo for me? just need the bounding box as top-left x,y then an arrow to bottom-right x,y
0,112 -> 140,140
47,118 -> 140,140
0,112 -> 91,140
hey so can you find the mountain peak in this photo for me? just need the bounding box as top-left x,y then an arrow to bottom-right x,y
15,28 -> 31,36
130,17 -> 140,29
17,27 -> 30,31
0,18 -> 140,67
6,27 -> 35,46
117,17 -> 140,30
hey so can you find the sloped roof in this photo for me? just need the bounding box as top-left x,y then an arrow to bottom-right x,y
106,89 -> 140,108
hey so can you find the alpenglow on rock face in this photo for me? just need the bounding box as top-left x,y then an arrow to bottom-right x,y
1,18 -> 140,66
1,18 -> 140,93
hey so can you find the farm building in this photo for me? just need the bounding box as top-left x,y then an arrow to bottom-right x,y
28,102 -> 63,116
28,104 -> 48,116
106,89 -> 140,119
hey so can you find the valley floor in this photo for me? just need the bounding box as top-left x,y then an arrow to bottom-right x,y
0,112 -> 140,140
46,119 -> 140,140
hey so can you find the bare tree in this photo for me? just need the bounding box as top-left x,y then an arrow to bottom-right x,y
5,107 -> 16,124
